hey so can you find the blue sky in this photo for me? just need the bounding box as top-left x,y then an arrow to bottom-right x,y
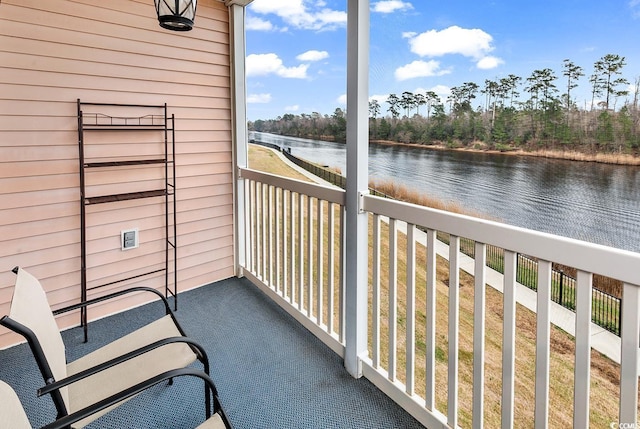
245,0 -> 640,121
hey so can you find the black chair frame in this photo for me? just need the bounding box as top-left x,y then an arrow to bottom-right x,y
0,267 -> 227,427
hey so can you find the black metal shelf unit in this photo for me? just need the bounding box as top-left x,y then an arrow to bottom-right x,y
77,100 -> 177,336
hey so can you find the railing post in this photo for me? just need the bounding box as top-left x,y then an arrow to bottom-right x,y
619,282 -> 640,424
229,3 -> 248,276
344,0 -> 370,378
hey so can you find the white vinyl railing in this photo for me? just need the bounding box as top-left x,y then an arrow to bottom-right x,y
363,194 -> 640,429
239,167 -> 640,428
240,168 -> 346,355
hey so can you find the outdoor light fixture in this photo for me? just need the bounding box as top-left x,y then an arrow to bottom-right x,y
154,0 -> 197,31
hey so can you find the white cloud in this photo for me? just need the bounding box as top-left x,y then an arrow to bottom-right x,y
337,94 -> 347,105
631,0 -> 640,18
394,60 -> 451,81
372,1 -> 414,14
430,84 -> 451,98
296,50 -> 330,62
247,93 -> 272,103
249,0 -> 346,31
246,16 -> 274,31
407,25 -> 495,59
476,56 -> 504,70
370,94 -> 390,104
250,0 -> 307,17
285,105 -> 300,111
246,53 -> 309,79
315,9 -> 348,28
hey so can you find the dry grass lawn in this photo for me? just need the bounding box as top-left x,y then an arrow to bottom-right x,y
248,144 -> 312,182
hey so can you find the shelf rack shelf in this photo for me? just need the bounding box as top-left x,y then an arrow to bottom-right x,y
77,99 -> 177,339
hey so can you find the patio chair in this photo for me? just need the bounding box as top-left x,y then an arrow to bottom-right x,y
0,267 -> 229,428
0,372 -> 230,429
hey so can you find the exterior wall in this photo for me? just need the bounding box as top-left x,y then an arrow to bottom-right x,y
0,0 -> 235,347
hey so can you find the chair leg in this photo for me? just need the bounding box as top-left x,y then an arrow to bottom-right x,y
205,385 -> 211,418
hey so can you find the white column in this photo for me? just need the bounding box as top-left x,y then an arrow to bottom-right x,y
344,0 -> 370,378
229,3 -> 248,276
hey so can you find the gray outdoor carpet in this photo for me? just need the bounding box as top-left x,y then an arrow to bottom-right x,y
0,276 -> 425,428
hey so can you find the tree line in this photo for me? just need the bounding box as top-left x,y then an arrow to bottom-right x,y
249,54 -> 640,155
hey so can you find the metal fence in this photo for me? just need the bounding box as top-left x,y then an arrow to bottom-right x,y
251,139 -> 623,336
515,254 -> 621,335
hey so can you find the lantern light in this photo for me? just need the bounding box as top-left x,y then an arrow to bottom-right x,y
154,0 -> 197,31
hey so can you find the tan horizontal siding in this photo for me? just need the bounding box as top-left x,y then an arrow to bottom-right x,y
0,0 -> 235,348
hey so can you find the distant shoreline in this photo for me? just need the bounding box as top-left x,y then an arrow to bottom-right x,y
251,132 -> 640,166
370,140 -> 640,166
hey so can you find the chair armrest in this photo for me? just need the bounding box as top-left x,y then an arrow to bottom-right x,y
52,286 -> 189,339
39,367 -> 231,429
38,336 -> 211,396
52,286 -> 172,318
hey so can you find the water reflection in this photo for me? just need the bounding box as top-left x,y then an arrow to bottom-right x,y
251,132 -> 640,253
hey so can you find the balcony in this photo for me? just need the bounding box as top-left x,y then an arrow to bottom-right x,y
2,1 -> 635,427
2,165 -> 639,428
0,275 -> 424,428
236,167 -> 640,428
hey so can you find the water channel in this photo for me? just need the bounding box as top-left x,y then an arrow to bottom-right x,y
250,132 -> 640,254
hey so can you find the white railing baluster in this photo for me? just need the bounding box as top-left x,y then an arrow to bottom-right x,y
448,235 -> 460,428
406,223 -> 416,396
275,187 -> 281,293
425,228 -> 436,411
307,196 -> 314,316
328,203 -> 336,335
502,250 -> 517,429
289,191 -> 295,303
473,242 -> 486,429
388,217 -> 398,382
261,183 -> 267,281
298,193 -> 304,310
339,207 -> 346,343
254,181 -> 261,277
619,282 -> 640,424
251,180 -> 258,275
255,183 -> 263,279
316,199 -> 324,324
535,260 -> 552,429
267,185 -> 273,287
372,214 -> 381,368
573,270 -> 592,429
247,179 -> 254,274
282,189 -> 288,297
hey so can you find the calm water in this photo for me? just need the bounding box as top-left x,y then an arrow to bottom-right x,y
251,132 -> 640,253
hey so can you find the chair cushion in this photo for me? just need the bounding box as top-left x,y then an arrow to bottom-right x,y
66,315 -> 198,427
9,268 -> 69,408
0,380 -> 32,429
196,412 -> 227,429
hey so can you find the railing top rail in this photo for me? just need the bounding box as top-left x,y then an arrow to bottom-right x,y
239,167 -> 346,205
364,193 -> 640,285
